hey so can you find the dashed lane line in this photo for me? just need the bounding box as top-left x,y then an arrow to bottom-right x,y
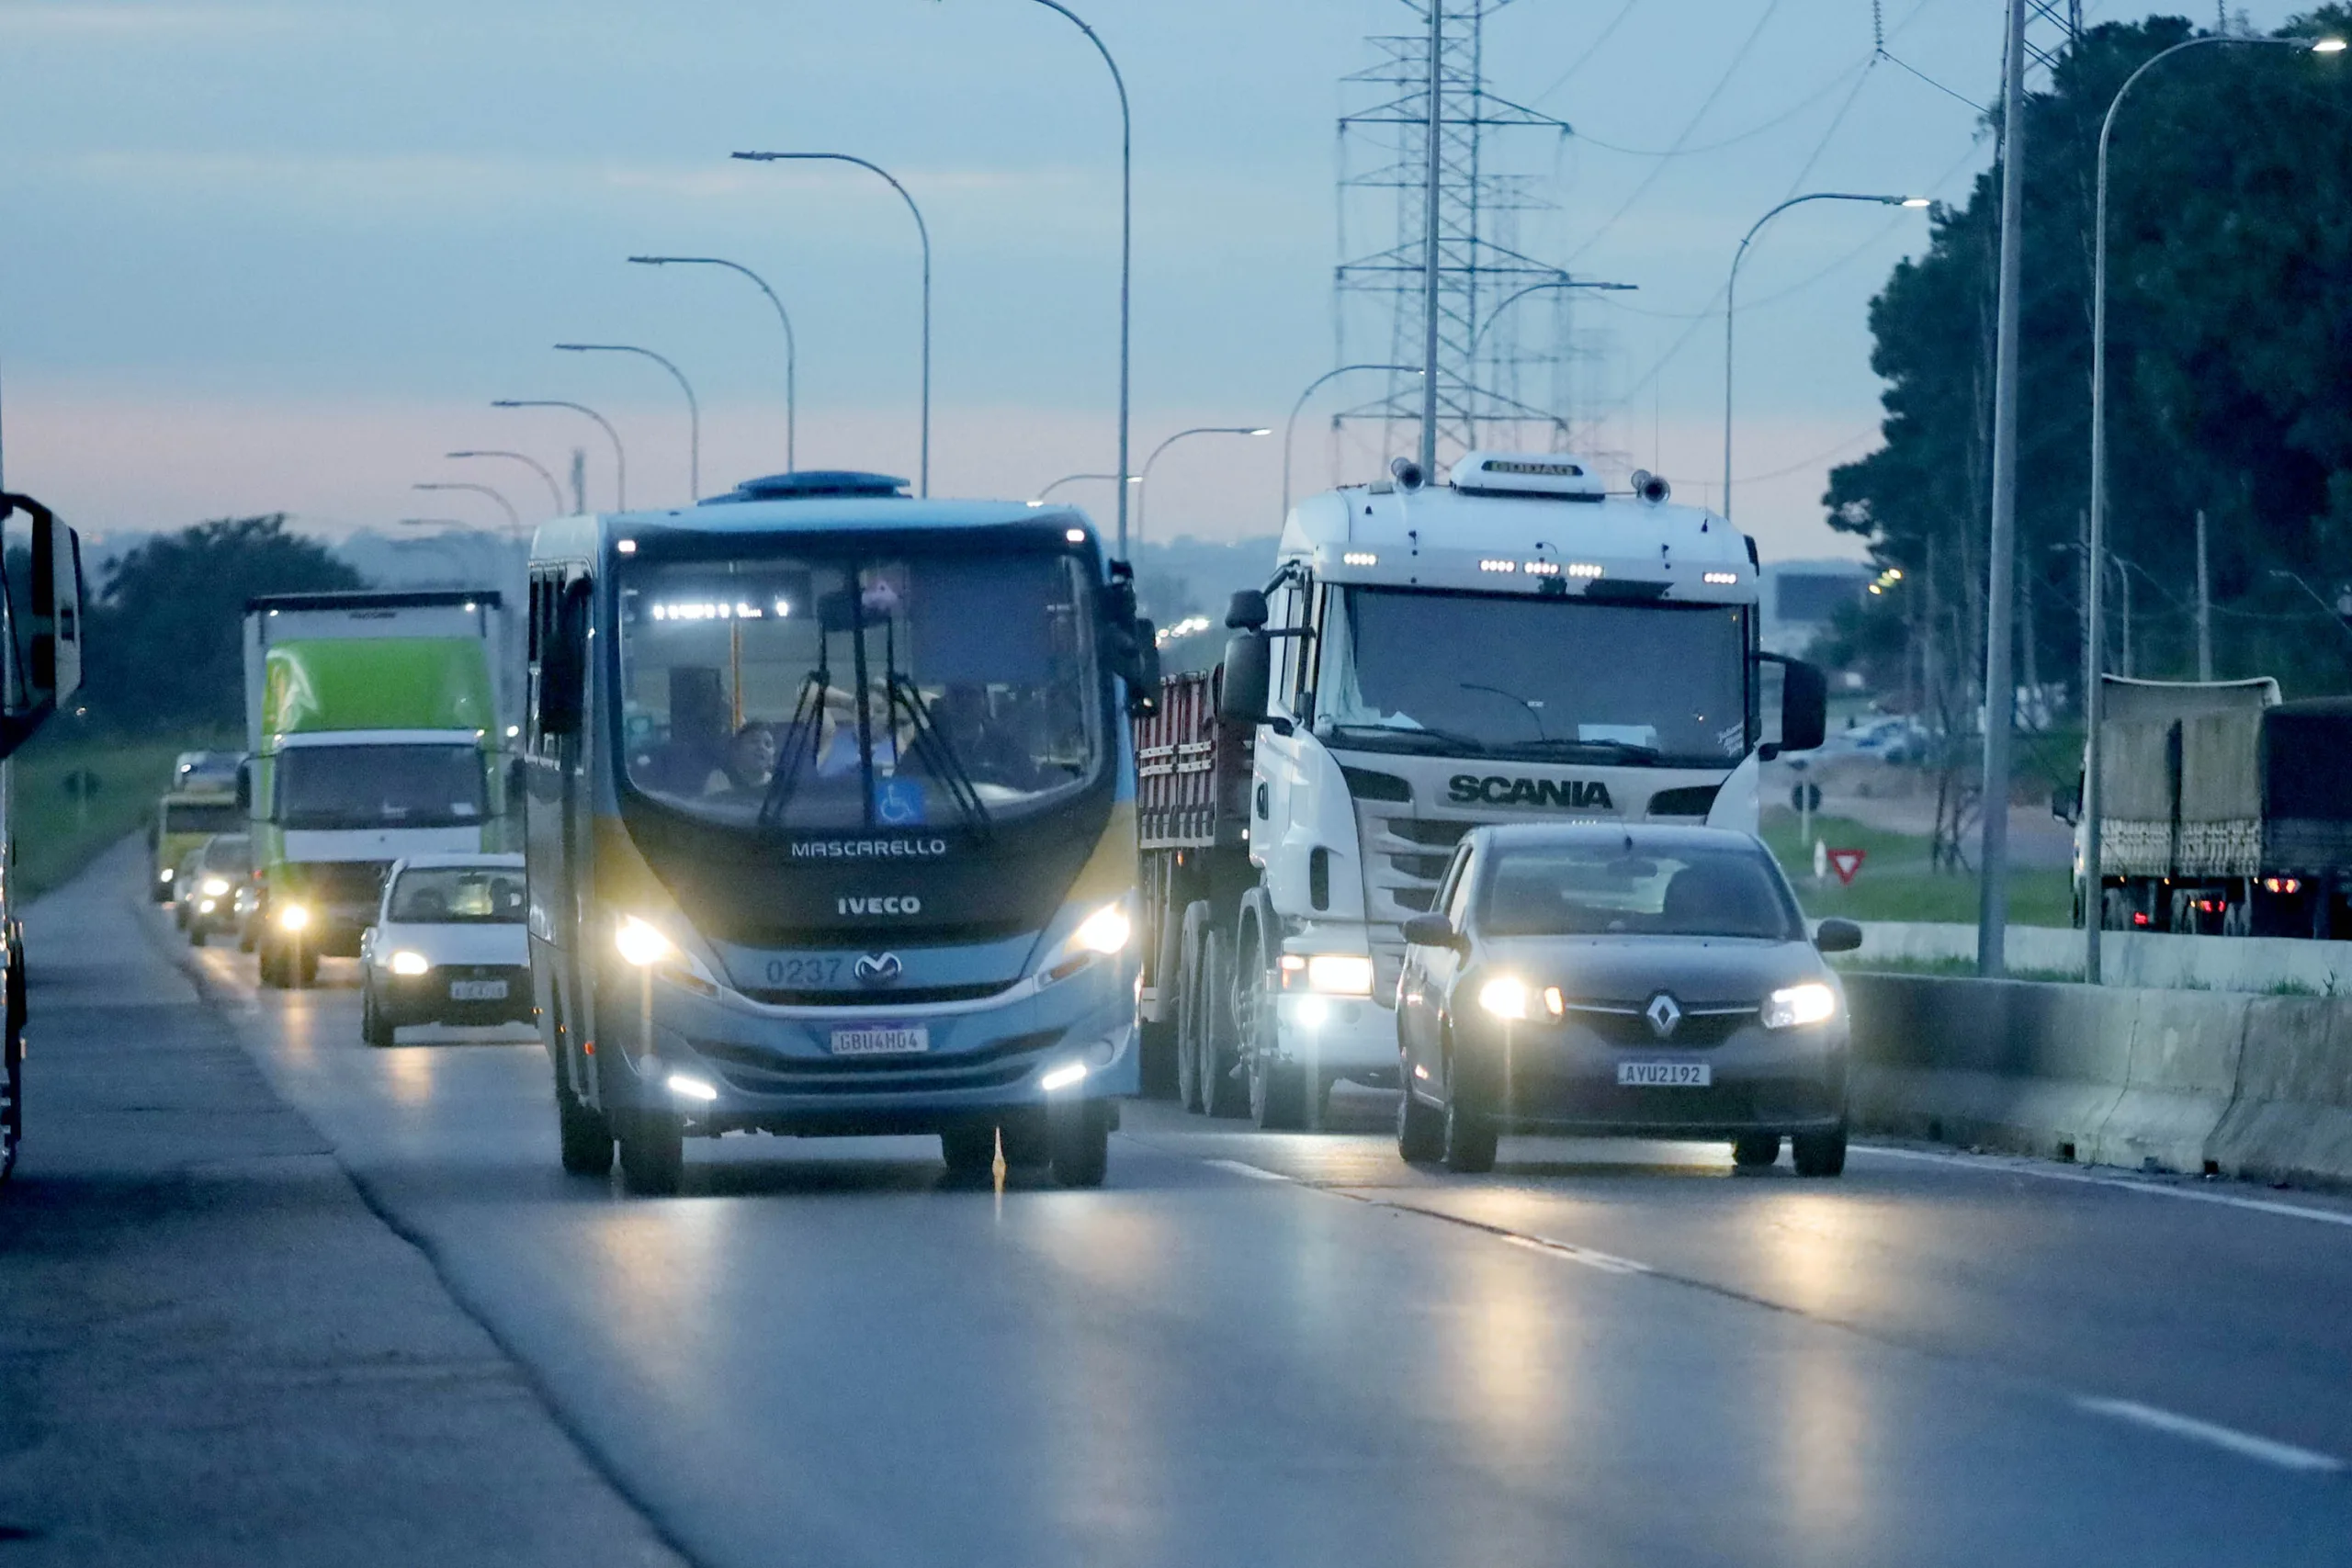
1856,1144 -> 2352,1230
1204,1157 -> 1295,1182
2076,1397 -> 2347,1475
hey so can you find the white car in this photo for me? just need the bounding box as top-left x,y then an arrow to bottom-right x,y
358,853 -> 531,1048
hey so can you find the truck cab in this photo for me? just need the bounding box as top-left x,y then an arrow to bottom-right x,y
1147,453 -> 1824,1126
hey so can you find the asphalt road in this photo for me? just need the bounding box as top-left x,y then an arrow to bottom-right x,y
21,846 -> 2352,1564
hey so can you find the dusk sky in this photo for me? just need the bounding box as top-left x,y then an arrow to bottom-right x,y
0,2 -> 2312,561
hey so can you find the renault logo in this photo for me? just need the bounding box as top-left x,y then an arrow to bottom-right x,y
1644,992 -> 1683,1040
854,953 -> 904,987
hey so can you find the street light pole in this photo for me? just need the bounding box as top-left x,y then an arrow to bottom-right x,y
446,450 -> 566,517
1135,426 -> 1268,549
731,151 -> 931,496
629,255 -> 798,473
1979,0 -> 2028,976
1417,0 -> 1443,477
412,481 -> 520,533
1283,365 -> 1420,522
1723,192 -> 1929,523
1019,2 -> 1132,557
2081,28 -> 2344,982
1035,472 -> 1139,502
492,400 -> 627,511
555,343 -> 700,502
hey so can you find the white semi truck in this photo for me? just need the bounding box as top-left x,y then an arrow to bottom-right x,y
1134,452 -> 1825,1124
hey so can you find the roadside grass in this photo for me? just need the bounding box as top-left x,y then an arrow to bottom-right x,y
1828,953 -> 2084,984
1760,809 -> 2074,928
10,729 -> 222,900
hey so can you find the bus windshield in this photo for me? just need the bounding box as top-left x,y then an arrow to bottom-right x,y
617,546 -> 1103,834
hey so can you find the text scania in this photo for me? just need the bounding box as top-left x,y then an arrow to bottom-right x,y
1447,774 -> 1616,810
837,895 -> 924,916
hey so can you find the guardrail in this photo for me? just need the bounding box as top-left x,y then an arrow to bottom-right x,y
1852,921 -> 2352,996
1849,973 -> 2352,1189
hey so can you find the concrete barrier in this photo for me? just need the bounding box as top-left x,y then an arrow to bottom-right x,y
1846,973 -> 2352,1189
1850,920 -> 2352,995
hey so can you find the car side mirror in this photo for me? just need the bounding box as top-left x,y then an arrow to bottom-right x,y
1402,912 -> 1464,951
1217,630 -> 1272,727
2052,782 -> 2081,827
1814,918 -> 1863,954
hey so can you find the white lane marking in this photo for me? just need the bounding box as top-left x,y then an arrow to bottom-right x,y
2075,1397 -> 2346,1475
1857,1145 -> 2352,1230
1495,1231 -> 1652,1275
1206,1158 -> 1294,1183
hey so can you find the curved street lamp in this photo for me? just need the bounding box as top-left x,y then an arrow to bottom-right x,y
413,481 -> 519,532
1722,192 -> 1929,521
1283,365 -> 1421,522
629,255 -> 798,473
446,450 -> 566,517
556,343 -> 700,502
1136,426 -> 1268,549
1035,472 -> 1139,502
731,151 -> 930,496
492,400 -> 627,512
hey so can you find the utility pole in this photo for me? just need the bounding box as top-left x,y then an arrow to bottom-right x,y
1977,0 -> 2028,977
1416,0 -> 1443,477
569,448 -> 587,513
2196,509 -> 2214,680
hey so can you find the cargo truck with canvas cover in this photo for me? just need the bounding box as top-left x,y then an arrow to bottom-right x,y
240,591 -> 507,987
523,472 -> 1159,1194
1133,454 -> 1827,1126
2064,674 -> 2352,936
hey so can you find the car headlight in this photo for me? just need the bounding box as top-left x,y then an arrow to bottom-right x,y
390,950 -> 430,976
1037,897 -> 1136,986
160,867 -> 175,883
1476,976 -> 1530,1021
1279,953 -> 1374,996
1762,981 -> 1838,1030
277,903 -> 311,932
201,876 -> 230,897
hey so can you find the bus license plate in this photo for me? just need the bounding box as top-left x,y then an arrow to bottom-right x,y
448,979 -> 509,1001
1618,1061 -> 1710,1088
831,1025 -> 930,1057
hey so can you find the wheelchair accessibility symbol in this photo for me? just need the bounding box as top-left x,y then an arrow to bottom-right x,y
874,778 -> 928,827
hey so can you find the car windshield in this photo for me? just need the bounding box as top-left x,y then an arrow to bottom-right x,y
1478,840 -> 1801,940
617,547 -> 1103,833
1317,588 -> 1748,766
202,836 -> 252,874
164,799 -> 243,835
388,867 -> 526,923
274,745 -> 487,830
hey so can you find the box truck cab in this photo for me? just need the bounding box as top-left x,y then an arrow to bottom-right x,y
523,472 -> 1158,1193
1156,453 -> 1825,1127
241,592 -> 507,987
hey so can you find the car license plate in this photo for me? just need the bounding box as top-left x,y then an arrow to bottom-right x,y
448,979 -> 509,1001
831,1025 -> 930,1057
1618,1061 -> 1710,1088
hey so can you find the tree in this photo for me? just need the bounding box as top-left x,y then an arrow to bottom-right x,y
1827,10 -> 2352,702
83,514 -> 364,733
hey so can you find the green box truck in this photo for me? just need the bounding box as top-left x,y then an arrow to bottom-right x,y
241,591 -> 509,987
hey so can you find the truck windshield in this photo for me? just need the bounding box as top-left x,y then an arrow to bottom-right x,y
163,799 -> 243,835
617,547 -> 1102,832
274,745 -> 487,830
1317,588 -> 1748,767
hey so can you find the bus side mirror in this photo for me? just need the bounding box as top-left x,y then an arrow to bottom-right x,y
539,584 -> 589,737
0,494 -> 85,761
1226,589 -> 1268,630
1217,630 -> 1272,727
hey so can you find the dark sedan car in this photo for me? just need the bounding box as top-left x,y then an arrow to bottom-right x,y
1396,823 -> 1860,1176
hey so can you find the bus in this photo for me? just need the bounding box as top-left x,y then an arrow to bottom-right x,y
523,471 -> 1157,1193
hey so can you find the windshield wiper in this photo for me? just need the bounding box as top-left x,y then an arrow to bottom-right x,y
758,666 -> 832,829
887,672 -> 992,840
1320,722 -> 1483,754
1492,737 -> 1665,765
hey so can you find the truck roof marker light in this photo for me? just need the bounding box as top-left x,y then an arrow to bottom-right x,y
1703,571 -> 1739,586
617,538 -> 638,554
1343,551 -> 1378,567
1566,563 -> 1605,580
1479,559 -> 1518,573
666,1073 -> 719,1102
1039,1061 -> 1088,1093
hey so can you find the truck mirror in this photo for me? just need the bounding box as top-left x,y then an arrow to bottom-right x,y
1126,620 -> 1163,719
2052,781 -> 2081,826
235,760 -> 253,814
506,754 -> 530,809
1217,630 -> 1272,727
1226,589 -> 1269,630
1757,652 -> 1826,755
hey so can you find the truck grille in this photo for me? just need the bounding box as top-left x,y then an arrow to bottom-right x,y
280,861 -> 390,906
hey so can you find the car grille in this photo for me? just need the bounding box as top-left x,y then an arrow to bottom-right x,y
1562,1004 -> 1758,1049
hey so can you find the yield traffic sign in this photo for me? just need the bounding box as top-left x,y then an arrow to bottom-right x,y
1826,848 -> 1866,886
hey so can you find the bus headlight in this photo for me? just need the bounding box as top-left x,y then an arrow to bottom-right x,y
1037,898 -> 1135,986
1762,982 -> 1838,1030
390,951 -> 430,976
277,903 -> 311,932
614,915 -> 676,967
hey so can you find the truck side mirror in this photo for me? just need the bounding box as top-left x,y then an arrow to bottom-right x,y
1756,652 -> 1827,756
235,760 -> 254,814
2052,781 -> 2081,827
1226,589 -> 1269,630
1125,620 -> 1162,719
1217,630 -> 1272,727
0,493 -> 85,761
506,754 -> 530,809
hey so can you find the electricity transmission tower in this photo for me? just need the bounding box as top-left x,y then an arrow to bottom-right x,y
1334,1 -> 1616,474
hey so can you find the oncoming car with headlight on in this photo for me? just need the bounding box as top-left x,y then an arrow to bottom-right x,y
1396,823 -> 1860,1176
358,854 -> 532,1048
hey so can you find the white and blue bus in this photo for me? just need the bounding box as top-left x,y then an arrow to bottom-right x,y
523,471 -> 1156,1192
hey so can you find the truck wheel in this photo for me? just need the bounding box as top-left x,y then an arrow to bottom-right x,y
1138,899 -> 1185,1100
1397,1072 -> 1444,1164
1440,1050 -> 1498,1174
1241,938 -> 1307,1131
1732,1133 -> 1781,1168
1049,1102 -> 1112,1188
556,1070 -> 615,1177
1197,931 -> 1249,1119
616,1111 -> 684,1194
1792,1126 -> 1848,1178
187,921 -> 208,948
257,942 -> 288,988
940,1124 -> 997,1178
296,950 -> 319,988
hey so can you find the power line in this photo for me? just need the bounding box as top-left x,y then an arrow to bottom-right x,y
1527,0 -> 1644,107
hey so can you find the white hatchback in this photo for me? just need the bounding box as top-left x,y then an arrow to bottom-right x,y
358,853 -> 531,1047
